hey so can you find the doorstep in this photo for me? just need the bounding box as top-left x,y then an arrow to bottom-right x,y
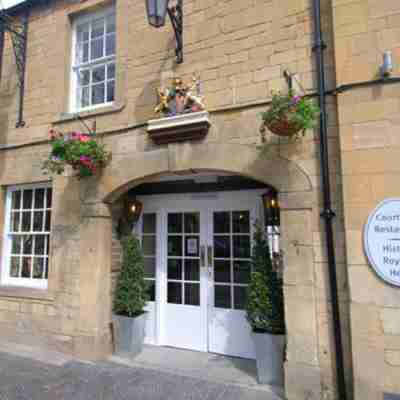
109,345 -> 284,399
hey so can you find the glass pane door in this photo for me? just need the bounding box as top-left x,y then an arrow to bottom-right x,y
167,212 -> 201,306
213,210 -> 251,310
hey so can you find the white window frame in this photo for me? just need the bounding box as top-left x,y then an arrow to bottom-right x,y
70,6 -> 116,113
1,183 -> 52,290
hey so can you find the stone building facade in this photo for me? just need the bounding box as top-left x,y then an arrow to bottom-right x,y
0,0 -> 398,400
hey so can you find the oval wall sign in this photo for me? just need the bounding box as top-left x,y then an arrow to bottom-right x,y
364,198 -> 400,287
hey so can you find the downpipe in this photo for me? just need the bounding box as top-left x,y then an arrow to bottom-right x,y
312,0 -> 348,399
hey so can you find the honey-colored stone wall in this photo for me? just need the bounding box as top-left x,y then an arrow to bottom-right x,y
0,0 -> 356,399
333,0 -> 400,399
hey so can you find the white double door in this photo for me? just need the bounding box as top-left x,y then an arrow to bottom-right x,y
139,191 -> 263,360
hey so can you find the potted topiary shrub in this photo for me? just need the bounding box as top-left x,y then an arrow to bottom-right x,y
260,90 -> 320,139
246,224 -> 286,386
113,235 -> 149,357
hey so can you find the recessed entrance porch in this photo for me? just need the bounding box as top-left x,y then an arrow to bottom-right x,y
114,172 -> 276,362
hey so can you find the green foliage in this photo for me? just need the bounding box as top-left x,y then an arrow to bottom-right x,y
260,90 -> 320,133
42,129 -> 111,178
246,225 -> 285,335
113,235 -> 149,318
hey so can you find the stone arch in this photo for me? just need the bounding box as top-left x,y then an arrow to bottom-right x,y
101,142 -> 312,204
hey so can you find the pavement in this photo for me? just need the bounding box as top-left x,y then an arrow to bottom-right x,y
0,350 -> 284,400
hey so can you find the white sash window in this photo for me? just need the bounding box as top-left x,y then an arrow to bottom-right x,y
1,184 -> 52,289
71,8 -> 116,112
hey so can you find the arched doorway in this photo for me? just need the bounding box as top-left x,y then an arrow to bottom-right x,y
115,172 -> 274,359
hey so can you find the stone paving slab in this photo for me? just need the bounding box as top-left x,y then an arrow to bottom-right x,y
0,352 -> 282,400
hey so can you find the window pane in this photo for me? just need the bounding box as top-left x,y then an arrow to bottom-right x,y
147,280 -> 155,301
21,212 -> 31,232
168,259 -> 182,280
184,283 -> 200,306
214,260 -> 231,283
106,34 -> 115,56
214,212 -> 230,234
233,261 -> 251,284
106,81 -> 115,103
33,212 -> 44,232
76,41 -> 89,64
92,83 -> 105,105
34,188 -> 45,209
44,258 -> 49,279
168,236 -> 182,257
92,65 -> 105,83
11,236 -> 22,254
142,236 -> 156,256
12,191 -> 21,210
184,213 -> 199,234
184,259 -> 200,281
106,14 -> 115,33
22,236 -> 33,255
77,24 -> 89,42
21,257 -> 32,278
234,286 -> 247,310
33,258 -> 44,279
168,213 -> 182,233
34,235 -> 46,255
46,188 -> 52,209
45,211 -> 51,232
168,282 -> 182,304
90,37 -> 104,60
214,236 -> 231,258
91,18 -> 104,38
215,285 -> 231,309
144,257 -> 155,278
79,86 -> 90,108
78,70 -> 90,86
143,213 -> 156,234
107,63 -> 115,79
232,211 -> 250,233
11,212 -> 20,232
233,236 -> 251,258
23,189 -> 33,209
10,257 -> 20,277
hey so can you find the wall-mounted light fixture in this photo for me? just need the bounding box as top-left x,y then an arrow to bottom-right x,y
262,189 -> 280,227
117,198 -> 143,239
145,0 -> 183,64
380,50 -> 393,79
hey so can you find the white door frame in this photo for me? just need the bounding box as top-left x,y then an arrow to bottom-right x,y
136,190 -> 265,356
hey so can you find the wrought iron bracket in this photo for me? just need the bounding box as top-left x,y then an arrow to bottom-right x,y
0,9 -> 29,128
167,0 -> 183,64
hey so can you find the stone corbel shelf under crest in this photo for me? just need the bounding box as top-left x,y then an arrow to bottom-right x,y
147,111 -> 211,145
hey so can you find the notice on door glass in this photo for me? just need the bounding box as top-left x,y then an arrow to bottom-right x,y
187,238 -> 198,255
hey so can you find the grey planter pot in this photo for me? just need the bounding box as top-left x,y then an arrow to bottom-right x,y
253,331 -> 285,386
112,312 -> 147,357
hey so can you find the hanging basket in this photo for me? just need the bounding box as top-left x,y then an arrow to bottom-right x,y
263,114 -> 303,137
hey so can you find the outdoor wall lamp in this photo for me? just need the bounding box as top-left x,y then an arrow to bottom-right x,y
262,189 -> 280,227
145,0 -> 183,64
380,50 -> 394,78
116,198 -> 143,239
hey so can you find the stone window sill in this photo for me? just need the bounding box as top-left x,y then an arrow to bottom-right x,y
52,101 -> 126,125
0,286 -> 54,302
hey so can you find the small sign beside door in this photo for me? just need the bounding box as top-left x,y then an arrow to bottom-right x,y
364,198 -> 400,287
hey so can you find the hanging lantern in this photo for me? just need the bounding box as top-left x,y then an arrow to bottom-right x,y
145,0 -> 169,28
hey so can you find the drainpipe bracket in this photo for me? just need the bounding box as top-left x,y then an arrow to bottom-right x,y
320,208 -> 336,220
312,40 -> 327,52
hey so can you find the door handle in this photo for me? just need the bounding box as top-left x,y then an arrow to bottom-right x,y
200,245 -> 206,268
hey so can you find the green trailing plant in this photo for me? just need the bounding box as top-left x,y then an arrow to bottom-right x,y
114,235 -> 149,318
260,89 -> 320,139
246,224 -> 285,335
42,129 -> 111,178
